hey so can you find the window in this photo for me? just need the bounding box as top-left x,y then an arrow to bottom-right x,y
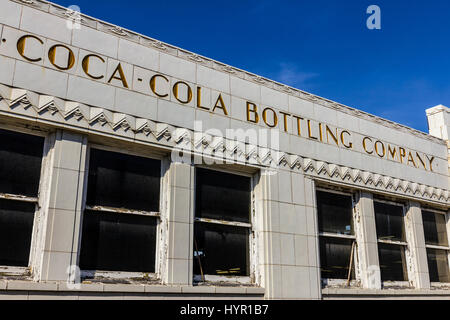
422,209 -> 449,283
193,168 -> 251,280
0,129 -> 44,267
374,200 -> 408,282
79,148 -> 161,273
317,189 -> 356,280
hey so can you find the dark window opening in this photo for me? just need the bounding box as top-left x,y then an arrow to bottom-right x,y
87,149 -> 161,212
79,210 -> 157,272
0,199 -> 35,266
378,243 -> 408,281
319,237 -> 355,280
422,210 -> 448,247
427,248 -> 450,283
195,168 -> 250,223
374,201 -> 405,242
193,222 -> 249,276
317,191 -> 353,235
0,129 -> 44,197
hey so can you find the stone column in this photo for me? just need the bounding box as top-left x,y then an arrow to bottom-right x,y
34,130 -> 87,282
404,202 -> 430,289
426,104 -> 450,173
254,169 -> 321,299
354,192 -> 382,289
161,159 -> 194,285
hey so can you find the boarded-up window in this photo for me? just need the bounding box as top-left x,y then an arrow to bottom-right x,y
87,148 -> 160,212
422,209 -> 449,283
0,199 -> 35,266
317,191 -> 353,235
427,248 -> 450,283
319,237 -> 355,280
378,243 -> 408,281
422,210 -> 448,247
316,189 -> 355,280
0,129 -> 44,197
194,168 -> 251,279
80,148 -> 161,273
195,168 -> 250,223
194,222 -> 249,276
0,129 -> 43,267
374,200 -> 408,282
374,201 -> 405,242
80,211 -> 157,272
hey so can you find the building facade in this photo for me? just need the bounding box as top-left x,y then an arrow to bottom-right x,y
0,0 -> 449,300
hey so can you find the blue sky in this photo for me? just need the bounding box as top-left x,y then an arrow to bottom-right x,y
53,0 -> 450,133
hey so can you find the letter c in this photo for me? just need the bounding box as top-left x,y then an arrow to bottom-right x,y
16,35 -> 43,62
362,137 -> 373,154
150,74 -> 169,97
82,54 -> 105,79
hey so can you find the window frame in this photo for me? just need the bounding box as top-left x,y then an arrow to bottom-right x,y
316,187 -> 358,287
421,207 -> 450,285
0,125 -> 47,276
78,144 -> 165,280
192,165 -> 256,285
373,198 -> 410,286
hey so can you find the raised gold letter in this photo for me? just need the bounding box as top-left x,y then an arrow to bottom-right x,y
108,63 -> 129,88
247,102 -> 259,123
362,137 -> 373,154
173,81 -> 192,104
16,35 -> 43,62
374,140 -> 385,158
196,87 -> 209,110
48,44 -> 75,70
341,130 -> 353,149
212,94 -> 228,115
262,108 -> 278,128
150,74 -> 169,97
82,54 -> 105,80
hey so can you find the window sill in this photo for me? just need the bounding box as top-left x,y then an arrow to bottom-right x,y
0,280 -> 265,295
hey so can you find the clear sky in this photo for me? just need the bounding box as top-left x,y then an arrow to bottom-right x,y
52,0 -> 450,133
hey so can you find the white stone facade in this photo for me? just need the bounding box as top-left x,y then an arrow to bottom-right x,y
0,0 -> 448,299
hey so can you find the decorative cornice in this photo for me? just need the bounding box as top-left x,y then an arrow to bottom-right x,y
8,0 -> 446,146
0,84 -> 448,205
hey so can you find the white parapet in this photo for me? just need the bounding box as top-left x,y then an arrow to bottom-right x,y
426,105 -> 450,141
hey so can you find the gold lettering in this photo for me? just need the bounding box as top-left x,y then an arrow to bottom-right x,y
293,115 -> 303,136
416,152 -> 427,170
326,125 -> 339,146
426,155 -> 435,172
407,152 -> 417,167
307,120 -> 317,140
388,145 -> 397,161
341,130 -> 353,149
196,86 -> 209,110
318,123 -> 324,142
48,44 -> 75,71
247,102 -> 259,123
108,63 -> 129,88
16,35 -> 43,62
399,147 -> 406,163
374,140 -> 385,158
82,54 -> 105,80
212,94 -> 228,115
279,111 -> 290,132
150,74 -> 169,97
173,81 -> 192,104
262,108 -> 278,128
362,137 -> 373,154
